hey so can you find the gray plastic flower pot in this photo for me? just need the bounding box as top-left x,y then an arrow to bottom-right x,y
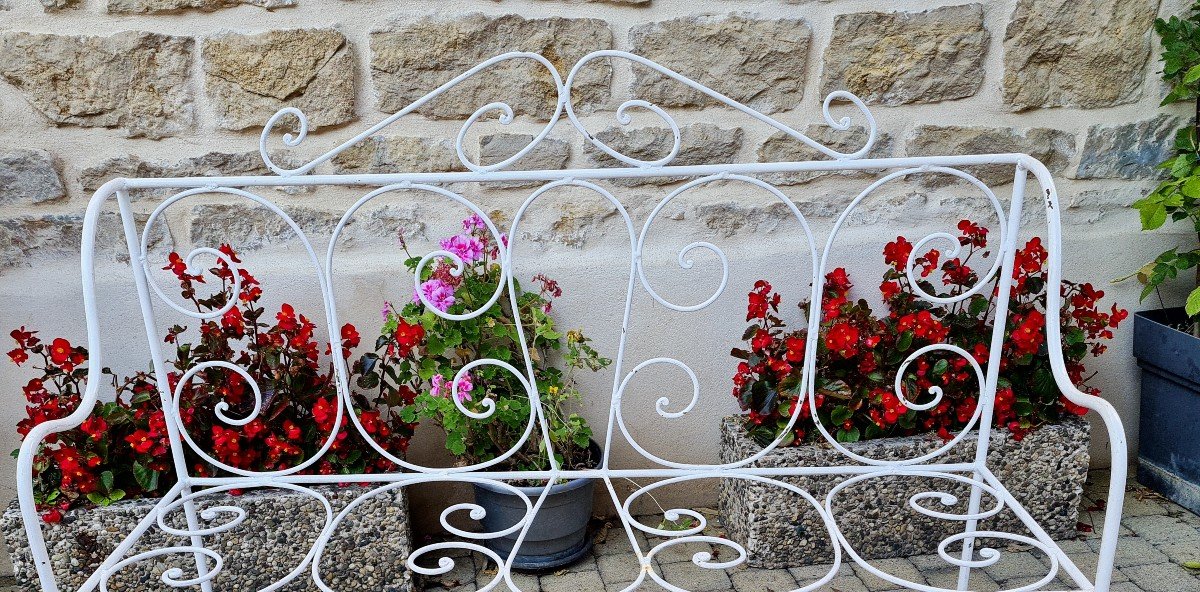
1133,308 -> 1200,515
472,476 -> 595,571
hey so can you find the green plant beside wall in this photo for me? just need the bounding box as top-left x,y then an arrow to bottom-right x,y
1129,4 -> 1200,330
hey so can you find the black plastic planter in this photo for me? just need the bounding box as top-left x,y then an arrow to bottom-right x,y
1133,308 -> 1200,515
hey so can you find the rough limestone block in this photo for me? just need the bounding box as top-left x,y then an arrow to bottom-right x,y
629,14 -> 810,113
1074,115 -> 1181,180
478,133 -> 571,188
1003,0 -> 1159,110
0,32 -> 194,139
820,4 -> 988,106
583,123 -> 743,186
0,149 -> 65,205
203,29 -> 356,131
108,0 -> 293,14
1,486 -> 411,592
756,125 -> 895,186
906,125 -> 1076,187
718,416 -> 1090,568
0,213 -> 171,270
330,137 -> 465,175
371,14 -> 613,119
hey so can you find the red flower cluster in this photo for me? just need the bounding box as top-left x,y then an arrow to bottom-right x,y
732,219 -> 1126,446
14,245 -> 415,520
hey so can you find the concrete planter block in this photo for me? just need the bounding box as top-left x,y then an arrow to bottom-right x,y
1,485 -> 412,591
718,416 -> 1090,568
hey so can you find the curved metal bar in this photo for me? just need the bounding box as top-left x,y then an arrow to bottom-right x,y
565,50 -> 877,166
260,52 -> 566,176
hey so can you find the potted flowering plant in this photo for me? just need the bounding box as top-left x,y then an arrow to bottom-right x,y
356,215 -> 610,570
1125,4 -> 1200,514
720,219 -> 1125,567
3,246 -> 415,591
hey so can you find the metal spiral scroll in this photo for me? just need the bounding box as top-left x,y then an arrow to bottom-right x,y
323,183 -> 543,474
805,166 -> 1009,466
622,474 -> 843,592
618,174 -> 824,470
142,186 -> 351,478
260,52 -> 565,177
826,471 -> 1061,592
564,50 -> 878,167
258,50 -> 877,177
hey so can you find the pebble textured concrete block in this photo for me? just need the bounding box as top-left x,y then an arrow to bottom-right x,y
0,150 -> 65,205
821,5 -> 988,106
1003,0 -> 1159,110
0,32 -> 194,139
629,14 -> 810,113
718,416 -> 1090,568
907,125 -> 1075,187
108,0 -> 293,14
0,486 -> 411,592
1075,115 -> 1180,180
203,29 -> 355,131
371,14 -> 613,119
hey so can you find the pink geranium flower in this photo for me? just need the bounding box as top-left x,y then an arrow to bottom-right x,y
413,278 -> 456,312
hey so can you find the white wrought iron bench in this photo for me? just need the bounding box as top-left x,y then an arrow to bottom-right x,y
16,50 -> 1127,592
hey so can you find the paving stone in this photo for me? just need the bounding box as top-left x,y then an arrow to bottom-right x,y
852,557 -> 927,591
656,560 -> 733,592
1121,562 -> 1200,592
1049,551 -> 1131,583
537,569 -> 604,592
982,550 -> 1051,583
787,563 -> 851,587
1154,539 -> 1200,569
1123,514 -> 1200,543
1087,537 -> 1169,568
728,566 -> 799,592
921,568 -> 1000,591
1107,582 -> 1148,592
596,551 -> 640,590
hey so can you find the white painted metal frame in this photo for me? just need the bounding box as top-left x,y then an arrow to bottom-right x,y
15,51 -> 1127,592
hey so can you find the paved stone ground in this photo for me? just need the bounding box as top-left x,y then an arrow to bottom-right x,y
419,470 -> 1200,591
0,471 -> 1193,591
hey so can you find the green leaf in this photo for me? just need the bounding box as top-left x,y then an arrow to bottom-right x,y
1186,286 -> 1200,317
968,295 -> 988,317
133,461 -> 159,492
932,359 -> 949,376
100,471 -> 114,494
896,331 -> 914,352
836,426 -> 861,443
1182,63 -> 1200,84
1140,203 -> 1169,230
831,405 -> 853,425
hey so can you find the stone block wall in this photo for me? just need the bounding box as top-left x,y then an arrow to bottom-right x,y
0,0 -> 1189,576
